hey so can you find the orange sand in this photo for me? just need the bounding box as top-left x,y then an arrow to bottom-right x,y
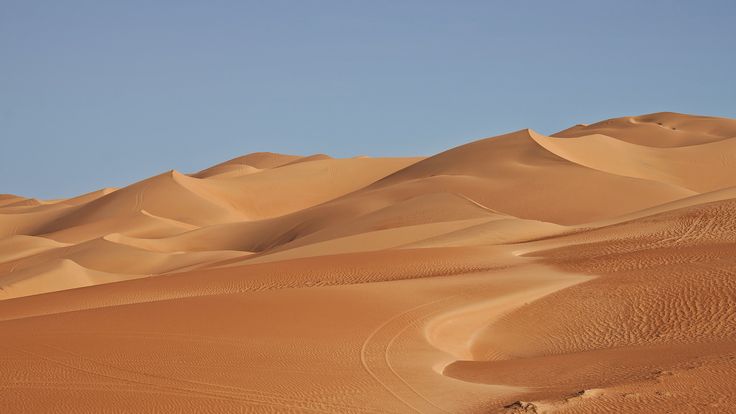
1,112 -> 735,413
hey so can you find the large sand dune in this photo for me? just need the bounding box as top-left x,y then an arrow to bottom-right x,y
1,112 -> 735,413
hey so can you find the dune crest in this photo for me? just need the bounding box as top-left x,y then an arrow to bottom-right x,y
554,112 -> 736,147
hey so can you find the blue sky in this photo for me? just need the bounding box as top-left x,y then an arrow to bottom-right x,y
2,0 -> 735,198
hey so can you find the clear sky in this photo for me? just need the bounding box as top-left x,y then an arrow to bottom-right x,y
2,0 -> 735,199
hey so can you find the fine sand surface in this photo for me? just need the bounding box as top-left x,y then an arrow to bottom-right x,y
1,112 -> 735,413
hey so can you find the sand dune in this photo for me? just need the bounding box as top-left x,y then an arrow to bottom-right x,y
1,112 -> 735,413
0,194 -> 26,207
554,112 -> 736,147
364,129 -> 694,223
0,235 -> 69,262
531,130 -> 736,192
0,258 -> 137,300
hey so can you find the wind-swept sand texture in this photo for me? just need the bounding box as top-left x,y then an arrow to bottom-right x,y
1,112 -> 735,413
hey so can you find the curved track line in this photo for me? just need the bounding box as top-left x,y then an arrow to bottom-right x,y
360,295 -> 460,413
383,300 -> 461,414
365,275 -> 594,413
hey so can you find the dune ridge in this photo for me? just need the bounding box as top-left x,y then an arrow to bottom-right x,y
1,112 -> 735,413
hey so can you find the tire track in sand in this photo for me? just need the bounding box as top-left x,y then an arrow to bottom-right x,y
359,272 -> 592,413
360,295 -> 460,413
